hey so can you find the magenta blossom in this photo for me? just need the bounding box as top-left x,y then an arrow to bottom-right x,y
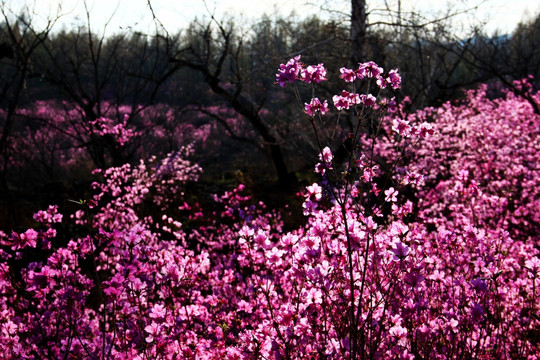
360,94 -> 377,107
150,304 -> 167,320
392,118 -> 412,137
303,63 -> 327,83
358,61 -> 383,78
384,187 -> 398,202
333,90 -> 361,110
275,55 -> 304,87
319,146 -> 333,163
392,242 -> 410,260
386,69 -> 402,89
305,98 -> 329,116
333,94 -> 350,110
11,229 -> 39,250
306,183 -> 323,201
339,67 -> 357,82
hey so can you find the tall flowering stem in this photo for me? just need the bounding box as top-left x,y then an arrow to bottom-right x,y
277,55 -> 426,357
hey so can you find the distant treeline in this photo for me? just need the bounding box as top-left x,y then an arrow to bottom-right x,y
1,12 -> 539,110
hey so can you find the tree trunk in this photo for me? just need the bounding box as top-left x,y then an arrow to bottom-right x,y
351,0 -> 367,65
203,75 -> 297,188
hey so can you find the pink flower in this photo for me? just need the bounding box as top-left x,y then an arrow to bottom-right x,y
319,146 -> 333,163
314,162 -> 327,174
471,278 -> 488,292
389,324 -> 408,338
333,94 -> 350,110
376,76 -> 387,89
392,242 -> 410,260
360,94 -> 376,107
239,225 -> 254,239
332,90 -> 361,110
404,272 -> 424,289
266,246 -> 284,266
447,318 -> 460,333
253,229 -> 271,249
275,55 -> 304,87
144,322 -> 161,343
305,287 -> 323,304
302,63 -> 327,83
386,69 -> 401,89
384,187 -> 398,202
379,96 -> 398,112
306,183 -> 323,201
304,98 -> 329,116
392,118 -> 412,137
33,205 -> 63,224
471,303 -> 486,322
303,200 -> 318,215
416,122 -> 434,138
150,304 -> 167,320
346,91 -> 361,105
11,229 -> 39,250
525,257 -> 540,276
339,67 -> 357,82
357,61 -> 383,78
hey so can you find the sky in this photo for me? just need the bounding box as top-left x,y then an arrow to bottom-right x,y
3,0 -> 539,37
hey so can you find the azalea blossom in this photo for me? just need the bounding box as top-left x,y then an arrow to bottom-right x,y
392,118 -> 412,137
333,94 -> 350,110
306,183 -> 323,201
302,63 -> 327,83
384,187 -> 398,202
357,61 -> 383,78
360,94 -> 376,107
339,67 -> 357,82
386,69 -> 402,89
391,242 -> 410,260
304,97 -> 329,116
318,146 -> 333,163
275,55 -> 304,87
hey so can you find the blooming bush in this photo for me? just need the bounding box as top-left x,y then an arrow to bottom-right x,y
2,101 -> 217,186
418,84 -> 538,242
76,144 -> 202,232
0,57 -> 538,359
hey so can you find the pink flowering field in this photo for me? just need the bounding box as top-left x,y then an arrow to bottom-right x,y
0,57 -> 539,359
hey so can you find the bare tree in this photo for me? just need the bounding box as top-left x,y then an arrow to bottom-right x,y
435,16 -> 540,113
313,0 -> 490,105
148,1 -> 302,187
0,2 -> 60,191
30,1 -> 186,168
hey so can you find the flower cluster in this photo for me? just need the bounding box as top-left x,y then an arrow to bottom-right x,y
304,97 -> 329,116
339,61 -> 401,89
78,145 -> 202,234
375,81 -> 540,243
275,55 -> 327,87
276,56 -> 400,118
87,115 -> 137,146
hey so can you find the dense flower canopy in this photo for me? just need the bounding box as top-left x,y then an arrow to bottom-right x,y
0,58 -> 538,359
